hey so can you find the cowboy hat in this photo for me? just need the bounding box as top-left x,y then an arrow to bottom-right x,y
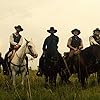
47,27 -> 57,33
71,29 -> 80,35
14,25 -> 23,31
93,28 -> 100,33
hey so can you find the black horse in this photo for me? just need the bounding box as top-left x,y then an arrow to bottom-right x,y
63,45 -> 100,87
40,52 -> 66,87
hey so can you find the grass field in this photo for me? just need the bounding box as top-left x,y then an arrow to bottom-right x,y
0,70 -> 100,100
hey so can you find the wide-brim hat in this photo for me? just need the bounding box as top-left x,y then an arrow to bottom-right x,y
14,25 -> 23,31
71,29 -> 80,35
93,28 -> 100,33
47,27 -> 57,33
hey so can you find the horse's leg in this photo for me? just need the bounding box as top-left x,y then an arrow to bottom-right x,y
53,73 -> 57,87
59,68 -> 70,84
12,70 -> 16,86
81,76 -> 86,88
21,69 -> 26,86
49,73 -> 53,87
44,75 -> 48,88
0,65 -> 1,73
78,71 -> 86,88
97,70 -> 100,84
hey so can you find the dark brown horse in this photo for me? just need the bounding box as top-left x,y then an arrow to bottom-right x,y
63,45 -> 100,87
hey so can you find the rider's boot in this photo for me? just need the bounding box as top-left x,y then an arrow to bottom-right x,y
36,68 -> 43,77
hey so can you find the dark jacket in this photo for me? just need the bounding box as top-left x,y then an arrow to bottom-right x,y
43,34 -> 59,57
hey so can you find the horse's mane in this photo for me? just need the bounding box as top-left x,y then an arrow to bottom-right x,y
81,45 -> 92,52
81,45 -> 100,53
80,45 -> 92,58
80,45 -> 100,64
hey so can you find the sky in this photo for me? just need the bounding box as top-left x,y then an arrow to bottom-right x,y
0,0 -> 100,69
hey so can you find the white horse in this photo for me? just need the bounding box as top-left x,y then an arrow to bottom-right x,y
10,39 -> 38,86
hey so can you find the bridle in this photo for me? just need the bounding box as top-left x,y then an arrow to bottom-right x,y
28,45 -> 36,58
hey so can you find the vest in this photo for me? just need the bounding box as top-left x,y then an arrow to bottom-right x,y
10,33 -> 21,49
71,36 -> 81,48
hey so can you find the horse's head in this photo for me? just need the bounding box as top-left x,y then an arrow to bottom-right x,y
25,38 -> 38,58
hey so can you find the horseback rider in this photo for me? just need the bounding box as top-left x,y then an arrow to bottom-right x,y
66,29 -> 83,69
89,28 -> 100,64
36,27 -> 63,76
5,25 -> 29,74
89,28 -> 100,45
67,28 -> 83,58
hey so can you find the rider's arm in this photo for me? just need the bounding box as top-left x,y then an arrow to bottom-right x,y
56,36 -> 59,49
67,37 -> 76,50
79,39 -> 83,50
57,36 -> 59,44
43,38 -> 47,51
89,36 -> 99,45
0,57 -> 3,67
9,34 -> 17,46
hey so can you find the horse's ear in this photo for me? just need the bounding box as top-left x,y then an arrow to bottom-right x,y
24,38 -> 30,45
31,38 -> 33,41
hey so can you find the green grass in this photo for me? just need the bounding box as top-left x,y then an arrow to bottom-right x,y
0,70 -> 100,100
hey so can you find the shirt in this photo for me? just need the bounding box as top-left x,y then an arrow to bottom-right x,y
9,33 -> 23,46
89,36 -> 99,45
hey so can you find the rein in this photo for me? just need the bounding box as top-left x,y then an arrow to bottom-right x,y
10,62 -> 26,67
28,46 -> 35,57
16,52 -> 25,59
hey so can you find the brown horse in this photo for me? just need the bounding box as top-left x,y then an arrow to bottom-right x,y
63,45 -> 100,87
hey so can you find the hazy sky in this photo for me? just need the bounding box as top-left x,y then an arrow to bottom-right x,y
0,0 -> 100,69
